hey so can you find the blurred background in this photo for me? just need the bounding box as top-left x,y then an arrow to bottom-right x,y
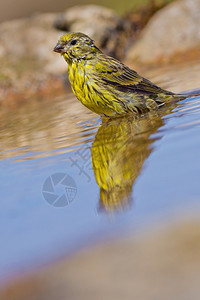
0,0 -> 162,22
0,0 -> 200,299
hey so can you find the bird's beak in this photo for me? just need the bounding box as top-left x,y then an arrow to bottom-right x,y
53,42 -> 65,54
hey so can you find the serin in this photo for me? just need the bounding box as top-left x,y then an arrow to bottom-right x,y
54,32 -> 186,117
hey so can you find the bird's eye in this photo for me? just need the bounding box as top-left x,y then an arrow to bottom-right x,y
70,40 -> 77,46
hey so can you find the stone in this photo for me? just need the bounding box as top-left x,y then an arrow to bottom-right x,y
0,5 -> 131,103
54,5 -> 131,58
0,13 -> 67,103
0,13 -> 66,74
126,0 -> 200,63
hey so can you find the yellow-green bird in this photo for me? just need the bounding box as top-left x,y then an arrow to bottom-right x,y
54,32 -> 186,117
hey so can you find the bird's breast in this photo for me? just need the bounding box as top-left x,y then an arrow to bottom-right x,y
67,62 -> 122,116
68,63 -> 94,106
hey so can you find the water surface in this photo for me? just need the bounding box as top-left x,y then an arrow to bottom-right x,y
1,69 -> 200,283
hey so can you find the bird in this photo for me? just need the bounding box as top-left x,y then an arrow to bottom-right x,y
54,32 -> 187,117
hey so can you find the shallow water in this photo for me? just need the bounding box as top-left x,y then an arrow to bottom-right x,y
0,67 -> 200,283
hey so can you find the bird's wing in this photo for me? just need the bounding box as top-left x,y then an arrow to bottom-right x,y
96,56 -> 171,95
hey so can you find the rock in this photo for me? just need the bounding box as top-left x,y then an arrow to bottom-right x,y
0,13 -> 66,74
0,5 -> 132,104
0,13 -> 67,104
126,0 -> 200,63
54,5 -> 132,58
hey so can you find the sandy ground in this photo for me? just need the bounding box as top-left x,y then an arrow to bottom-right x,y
1,214 -> 200,300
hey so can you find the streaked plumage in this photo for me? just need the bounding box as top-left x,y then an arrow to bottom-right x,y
54,32 -> 186,117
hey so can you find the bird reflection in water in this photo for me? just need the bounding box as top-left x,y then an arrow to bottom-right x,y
91,104 -> 177,212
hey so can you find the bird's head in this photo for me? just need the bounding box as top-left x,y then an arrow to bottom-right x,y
54,32 -> 100,63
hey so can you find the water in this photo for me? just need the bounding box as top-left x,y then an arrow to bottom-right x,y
0,71 -> 200,283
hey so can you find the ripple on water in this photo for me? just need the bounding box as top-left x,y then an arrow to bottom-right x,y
0,88 -> 200,283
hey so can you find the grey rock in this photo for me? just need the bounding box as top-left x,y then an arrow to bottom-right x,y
0,13 -> 66,74
0,13 -> 67,103
54,5 -> 130,58
127,0 -> 200,63
0,5 -> 130,103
